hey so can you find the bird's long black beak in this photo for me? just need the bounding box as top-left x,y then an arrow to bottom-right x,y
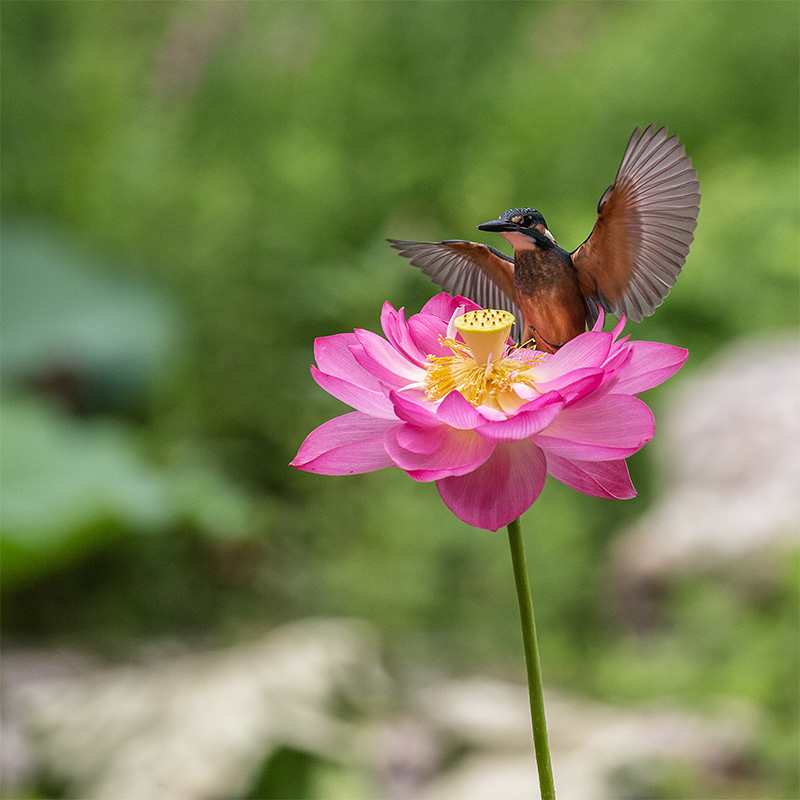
477,218 -> 518,232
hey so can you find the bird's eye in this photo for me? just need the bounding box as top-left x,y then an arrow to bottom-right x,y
522,215 -> 534,227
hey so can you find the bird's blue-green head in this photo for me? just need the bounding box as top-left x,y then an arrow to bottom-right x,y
477,208 -> 556,250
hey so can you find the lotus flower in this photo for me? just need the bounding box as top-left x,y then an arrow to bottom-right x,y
292,294 -> 687,530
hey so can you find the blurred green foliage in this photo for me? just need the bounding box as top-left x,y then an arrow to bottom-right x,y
1,1 -> 798,797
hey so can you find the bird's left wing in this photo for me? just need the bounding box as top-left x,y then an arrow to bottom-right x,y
388,239 -> 523,337
571,125 -> 700,325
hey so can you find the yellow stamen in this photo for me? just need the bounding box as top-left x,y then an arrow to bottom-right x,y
425,309 -> 545,410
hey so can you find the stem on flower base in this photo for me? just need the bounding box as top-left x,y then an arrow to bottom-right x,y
506,517 -> 556,799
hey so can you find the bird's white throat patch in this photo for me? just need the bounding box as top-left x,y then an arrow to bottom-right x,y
501,230 -> 556,251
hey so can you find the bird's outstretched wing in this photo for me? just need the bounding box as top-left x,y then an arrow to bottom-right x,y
387,239 -> 524,337
571,125 -> 700,325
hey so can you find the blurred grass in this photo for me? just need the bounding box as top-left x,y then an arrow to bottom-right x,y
1,1 -> 798,797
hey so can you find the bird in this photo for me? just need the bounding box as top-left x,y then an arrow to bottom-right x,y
388,125 -> 700,353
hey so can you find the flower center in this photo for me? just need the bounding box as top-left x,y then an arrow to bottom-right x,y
454,309 -> 516,365
424,310 -> 544,409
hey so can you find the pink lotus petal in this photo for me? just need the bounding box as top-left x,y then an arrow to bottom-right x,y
390,389 -> 439,426
534,367 -> 605,404
381,302 -> 426,364
395,422 -> 449,454
545,454 -> 636,499
532,331 -> 612,380
291,412 -> 398,474
591,306 -> 606,331
533,394 -> 654,460
563,358 -> 628,410
408,313 -> 451,357
311,366 -> 395,419
348,343 -> 418,390
611,341 -> 689,395
473,404 -> 508,422
385,425 -> 494,481
436,440 -> 547,530
559,373 -> 608,405
602,344 -> 632,375
421,293 -> 481,321
434,390 -> 488,430
351,328 -> 425,386
314,334 -> 382,390
476,393 -> 564,443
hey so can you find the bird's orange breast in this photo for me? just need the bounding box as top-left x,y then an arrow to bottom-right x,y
513,249 -> 586,351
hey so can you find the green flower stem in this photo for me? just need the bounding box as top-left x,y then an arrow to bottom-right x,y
506,517 -> 556,799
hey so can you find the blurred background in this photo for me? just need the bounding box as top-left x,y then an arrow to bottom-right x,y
1,2 -> 798,798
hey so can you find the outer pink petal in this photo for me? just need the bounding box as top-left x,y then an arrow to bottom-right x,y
476,392 -> 564,443
352,329 -> 424,386
533,394 -> 654,460
311,366 -> 395,419
611,341 -> 689,395
434,390 -> 488,430
545,454 -> 637,499
610,315 -> 626,339
395,422 -> 449,454
601,343 -> 631,375
531,367 -> 605,405
314,334 -> 382,390
436,440 -> 547,530
564,360 -> 625,411
420,293 -> 481,321
348,343 -> 419,390
380,303 -> 426,364
590,306 -> 606,331
408,313 -> 451,357
385,425 -> 494,481
389,389 -> 439,426
291,412 -> 398,474
532,331 -> 612,380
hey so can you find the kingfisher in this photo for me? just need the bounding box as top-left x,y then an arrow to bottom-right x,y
389,125 -> 700,352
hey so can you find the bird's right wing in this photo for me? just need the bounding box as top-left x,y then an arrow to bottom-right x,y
388,239 -> 523,338
571,125 -> 700,325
